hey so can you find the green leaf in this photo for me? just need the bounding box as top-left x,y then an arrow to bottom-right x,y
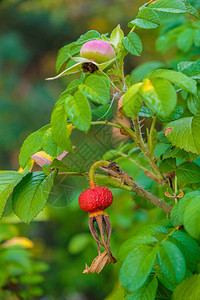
149,0 -> 186,13
170,191 -> 200,227
118,235 -> 158,262
2,248 -> 31,271
110,24 -> 124,47
64,79 -> 83,94
156,33 -> 178,54
187,93 -> 200,115
141,78 -> 177,118
128,8 -> 160,29
157,273 -> 176,292
65,90 -> 91,132
12,171 -> 56,223
92,103 -> 113,119
172,274 -> 200,300
19,125 -> 50,168
184,195 -> 200,240
184,1 -> 200,19
79,74 -> 110,105
105,284 -> 126,300
138,224 -> 167,236
157,106 -> 184,123
51,97 -> 73,152
194,29 -> 200,47
178,60 -> 200,79
76,30 -> 101,44
177,28 -> 194,52
120,245 -> 157,292
122,83 -> 143,117
56,42 -> 80,73
139,106 -> 154,117
157,241 -> 186,284
169,231 -> 200,271
125,74 -> 134,88
117,142 -> 136,153
164,115 -> 200,155
102,150 -> 119,161
19,159 -> 35,175
156,283 -> 173,299
0,171 -> 23,217
158,131 -> 170,144
149,69 -> 197,96
159,158 -> 176,173
131,61 -> 164,84
122,32 -> 143,56
127,277 -> 158,300
162,147 -> 197,161
42,129 -> 63,158
176,162 -> 200,183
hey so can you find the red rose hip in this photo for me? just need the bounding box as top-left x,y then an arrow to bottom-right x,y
78,186 -> 113,213
80,40 -> 115,64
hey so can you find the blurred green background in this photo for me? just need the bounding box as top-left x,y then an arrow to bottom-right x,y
0,0 -> 194,299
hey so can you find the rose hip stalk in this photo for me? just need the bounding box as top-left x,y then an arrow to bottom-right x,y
78,161 -> 117,273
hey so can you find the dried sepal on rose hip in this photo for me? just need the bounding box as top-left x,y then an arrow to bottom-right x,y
78,161 -> 117,274
80,40 -> 116,73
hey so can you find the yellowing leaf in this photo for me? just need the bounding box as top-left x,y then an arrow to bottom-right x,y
67,123 -> 73,135
142,78 -> 154,92
18,159 -> 34,174
31,151 -> 53,167
2,237 -> 34,248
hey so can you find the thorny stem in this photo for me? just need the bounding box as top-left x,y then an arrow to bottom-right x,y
91,121 -> 121,129
91,121 -> 137,141
117,60 -> 126,90
174,176 -> 178,195
132,117 -> 164,183
174,175 -> 178,204
73,120 -> 137,140
109,58 -> 165,184
100,163 -> 172,215
57,172 -> 87,177
148,116 -> 157,156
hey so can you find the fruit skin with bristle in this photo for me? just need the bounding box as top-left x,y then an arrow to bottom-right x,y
80,40 -> 115,64
78,186 -> 113,213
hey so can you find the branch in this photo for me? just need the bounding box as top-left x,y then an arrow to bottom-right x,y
57,172 -> 87,176
90,121 -> 137,140
132,117 -> 165,183
100,163 -> 172,215
58,163 -> 171,214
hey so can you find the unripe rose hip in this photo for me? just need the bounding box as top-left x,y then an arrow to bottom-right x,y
80,40 -> 115,64
78,186 -> 113,213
